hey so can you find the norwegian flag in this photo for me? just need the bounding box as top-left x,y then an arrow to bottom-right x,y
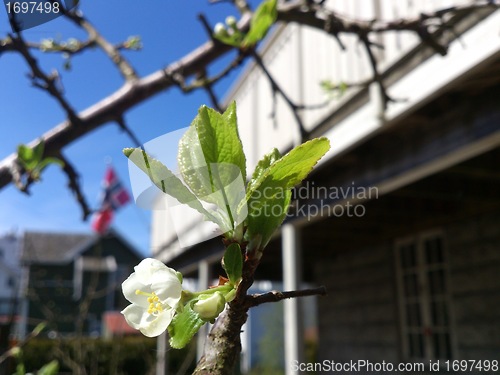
91,167 -> 131,234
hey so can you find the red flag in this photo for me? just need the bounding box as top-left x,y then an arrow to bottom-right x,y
92,167 -> 131,234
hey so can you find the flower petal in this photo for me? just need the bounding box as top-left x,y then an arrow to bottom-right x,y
121,304 -> 148,330
140,309 -> 176,337
122,273 -> 151,308
151,269 -> 182,307
134,258 -> 168,285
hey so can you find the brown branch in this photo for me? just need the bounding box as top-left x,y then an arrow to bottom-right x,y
0,323 -> 45,365
0,14 -> 252,191
198,13 -> 218,42
178,53 -> 245,93
204,84 -> 223,112
359,34 -> 392,110
57,153 -> 93,221
0,0 -> 497,195
278,0 -> 499,45
0,36 -> 140,56
61,9 -> 138,81
250,49 -> 308,140
116,117 -> 143,148
209,0 -> 252,16
9,33 -> 80,124
247,286 -> 327,307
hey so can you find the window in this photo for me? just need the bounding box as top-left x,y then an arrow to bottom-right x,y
395,231 -> 454,361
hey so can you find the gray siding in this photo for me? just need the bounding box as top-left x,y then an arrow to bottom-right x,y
316,243 -> 400,363
447,211 -> 500,360
314,210 -> 500,371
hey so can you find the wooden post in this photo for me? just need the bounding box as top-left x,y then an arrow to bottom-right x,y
282,224 -> 304,374
197,260 -> 210,361
156,331 -> 168,375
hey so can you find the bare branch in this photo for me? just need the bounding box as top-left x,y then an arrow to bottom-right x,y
61,9 -> 138,81
250,49 -> 308,139
0,36 -> 141,57
277,0 -> 499,46
209,0 -> 252,16
9,34 -> 80,123
178,53 -> 245,93
248,286 -> 327,307
204,84 -> 223,112
359,34 -> 392,110
198,13 -> 218,42
57,153 -> 93,221
116,117 -> 143,148
0,0 -> 497,196
0,16 -> 252,191
0,323 -> 45,365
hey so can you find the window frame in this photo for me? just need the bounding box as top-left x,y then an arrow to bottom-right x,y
395,229 -> 457,362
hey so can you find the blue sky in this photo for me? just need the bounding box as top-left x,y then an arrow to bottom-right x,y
0,1 -> 255,255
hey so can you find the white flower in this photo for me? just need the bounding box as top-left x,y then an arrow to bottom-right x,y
121,258 -> 182,337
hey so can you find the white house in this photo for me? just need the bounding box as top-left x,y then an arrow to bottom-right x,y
150,1 -> 500,373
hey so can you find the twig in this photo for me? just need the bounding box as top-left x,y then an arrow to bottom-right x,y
359,34 -> 393,110
247,286 -> 327,307
57,153 -> 93,221
9,34 -> 80,124
0,323 -> 44,364
0,36 -> 140,56
61,8 -> 138,81
250,50 -> 308,140
176,53 -> 245,93
210,0 -> 252,16
116,117 -> 143,148
198,13 -> 218,42
204,84 -> 223,112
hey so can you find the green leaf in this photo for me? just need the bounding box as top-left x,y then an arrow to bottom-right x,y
248,138 -> 330,197
17,144 -> 36,170
37,157 -> 64,171
124,148 -> 220,226
245,137 -> 330,249
222,243 -> 243,285
214,33 -> 243,48
15,363 -> 25,375
247,148 -> 281,193
168,303 -> 205,349
178,103 -> 247,229
32,142 -> 44,163
37,360 -> 59,375
242,0 -> 278,47
245,186 -> 291,251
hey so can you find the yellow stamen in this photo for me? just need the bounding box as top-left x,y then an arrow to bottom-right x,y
135,290 -> 164,315
135,289 -> 153,297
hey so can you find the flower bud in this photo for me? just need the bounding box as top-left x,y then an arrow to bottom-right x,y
226,16 -> 237,28
214,23 -> 228,37
10,347 -> 21,358
193,292 -> 226,321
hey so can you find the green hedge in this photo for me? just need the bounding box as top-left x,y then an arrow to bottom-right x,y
21,336 -> 196,374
